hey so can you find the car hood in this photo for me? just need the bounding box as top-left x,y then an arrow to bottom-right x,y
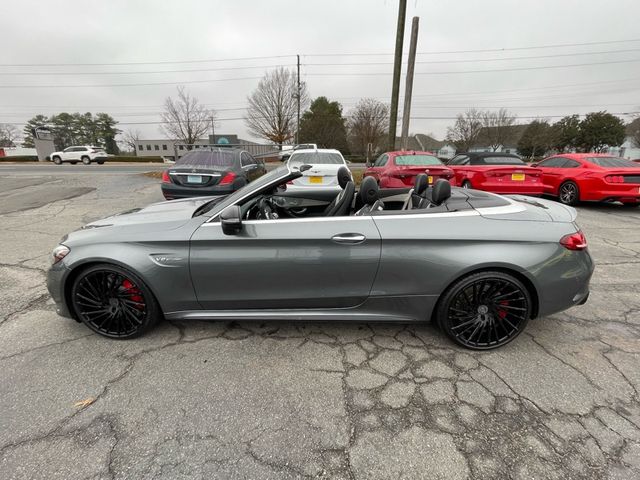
83,196 -> 219,229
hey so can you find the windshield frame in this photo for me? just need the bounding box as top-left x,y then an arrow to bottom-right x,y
202,165 -> 294,220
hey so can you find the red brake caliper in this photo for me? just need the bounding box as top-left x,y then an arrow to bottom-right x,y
497,300 -> 508,319
122,279 -> 144,310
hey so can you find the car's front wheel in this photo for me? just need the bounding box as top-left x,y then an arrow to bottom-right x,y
461,180 -> 472,189
436,271 -> 532,350
81,156 -> 91,165
559,181 -> 579,205
70,264 -> 161,339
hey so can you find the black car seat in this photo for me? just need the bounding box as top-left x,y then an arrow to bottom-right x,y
355,176 -> 384,215
408,173 -> 430,209
324,166 -> 355,216
430,179 -> 452,207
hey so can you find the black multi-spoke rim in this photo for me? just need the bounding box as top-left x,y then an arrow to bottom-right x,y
447,278 -> 529,348
560,183 -> 577,204
73,270 -> 147,337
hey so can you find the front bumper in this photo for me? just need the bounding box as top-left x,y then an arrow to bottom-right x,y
46,262 -> 73,318
161,183 -> 236,200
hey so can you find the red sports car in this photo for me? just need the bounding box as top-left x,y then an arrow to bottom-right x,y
363,151 -> 454,188
534,153 -> 640,206
447,152 -> 544,195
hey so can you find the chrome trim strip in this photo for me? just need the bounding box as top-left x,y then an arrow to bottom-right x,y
170,172 -> 220,177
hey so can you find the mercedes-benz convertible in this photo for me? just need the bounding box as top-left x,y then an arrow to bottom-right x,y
47,164 -> 594,350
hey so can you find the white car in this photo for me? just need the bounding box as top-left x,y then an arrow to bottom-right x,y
286,148 -> 350,188
50,146 -> 107,165
278,143 -> 318,161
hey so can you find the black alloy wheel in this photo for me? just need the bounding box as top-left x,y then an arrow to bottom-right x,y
71,264 -> 160,338
559,181 -> 579,205
437,271 -> 532,350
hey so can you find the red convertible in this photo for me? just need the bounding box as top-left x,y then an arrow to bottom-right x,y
363,151 -> 454,188
534,153 -> 640,206
446,152 -> 544,195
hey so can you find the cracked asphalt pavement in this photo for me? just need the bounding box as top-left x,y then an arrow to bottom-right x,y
1,167 -> 639,479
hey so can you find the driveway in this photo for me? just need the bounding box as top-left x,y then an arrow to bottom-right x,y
0,168 -> 639,479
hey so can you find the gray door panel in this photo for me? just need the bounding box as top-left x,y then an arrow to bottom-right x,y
190,216 -> 381,309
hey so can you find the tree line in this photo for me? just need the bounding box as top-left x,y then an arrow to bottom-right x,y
20,112 -> 120,153
446,108 -> 633,158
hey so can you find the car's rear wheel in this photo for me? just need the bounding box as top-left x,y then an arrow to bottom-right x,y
53,156 -> 62,165
71,264 -> 161,339
437,271 -> 532,350
559,181 -> 579,205
461,180 -> 472,189
81,156 -> 91,165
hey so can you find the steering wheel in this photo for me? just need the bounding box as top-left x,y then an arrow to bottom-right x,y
256,197 -> 279,220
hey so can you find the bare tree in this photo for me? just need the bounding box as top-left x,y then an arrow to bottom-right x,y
628,117 -> 640,148
120,129 -> 141,155
161,86 -> 213,147
445,109 -> 483,152
245,67 -> 308,146
347,98 -> 389,158
481,108 -> 517,151
0,124 -> 20,147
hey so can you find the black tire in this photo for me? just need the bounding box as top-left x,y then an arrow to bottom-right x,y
97,161 -> 105,165
53,156 -> 62,165
70,161 -> 78,165
70,263 -> 161,339
436,271 -> 532,350
81,156 -> 91,165
622,202 -> 639,208
558,181 -> 579,206
461,180 -> 472,189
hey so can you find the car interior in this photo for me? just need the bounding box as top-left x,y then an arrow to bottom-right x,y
237,168 -> 495,220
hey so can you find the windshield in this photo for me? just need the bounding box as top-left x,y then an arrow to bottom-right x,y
198,166 -> 290,217
177,149 -> 236,168
288,152 -> 345,166
395,155 -> 442,166
587,157 -> 640,168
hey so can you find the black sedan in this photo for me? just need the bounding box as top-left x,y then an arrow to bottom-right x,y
161,148 -> 266,200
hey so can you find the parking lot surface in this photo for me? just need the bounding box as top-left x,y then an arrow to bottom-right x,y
1,167 -> 639,479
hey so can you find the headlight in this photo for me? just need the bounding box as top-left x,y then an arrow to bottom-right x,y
52,245 -> 70,265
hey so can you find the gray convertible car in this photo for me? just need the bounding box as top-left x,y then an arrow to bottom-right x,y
47,165 -> 594,350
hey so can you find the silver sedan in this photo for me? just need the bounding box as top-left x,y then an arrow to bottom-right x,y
47,164 -> 594,349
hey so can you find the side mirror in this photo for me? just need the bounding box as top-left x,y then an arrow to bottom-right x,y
220,206 -> 242,235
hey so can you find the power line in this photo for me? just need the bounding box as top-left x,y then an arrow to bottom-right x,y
304,48 -> 640,66
0,54 -> 296,68
0,64 -> 296,76
307,57 -> 640,76
0,75 -> 266,89
304,38 -> 640,56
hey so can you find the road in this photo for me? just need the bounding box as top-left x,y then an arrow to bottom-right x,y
1,169 -> 639,479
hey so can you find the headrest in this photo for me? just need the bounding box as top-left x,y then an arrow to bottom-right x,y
337,166 -> 351,189
432,179 -> 451,206
359,176 -> 379,205
414,174 -> 429,196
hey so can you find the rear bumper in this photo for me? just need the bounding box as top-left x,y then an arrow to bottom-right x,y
584,186 -> 640,203
161,183 -> 236,200
536,248 -> 594,318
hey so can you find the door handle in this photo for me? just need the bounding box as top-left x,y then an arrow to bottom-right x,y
332,233 -> 366,244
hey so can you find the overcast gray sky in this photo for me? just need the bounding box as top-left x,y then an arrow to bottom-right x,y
2,0 -> 640,144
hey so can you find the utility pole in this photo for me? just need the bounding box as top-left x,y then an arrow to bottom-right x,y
210,115 -> 215,144
296,54 -> 301,145
388,0 -> 407,151
401,16 -> 419,151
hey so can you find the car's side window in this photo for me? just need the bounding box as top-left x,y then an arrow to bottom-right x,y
563,159 -> 581,168
240,152 -> 254,167
374,154 -> 388,167
538,157 -> 564,168
451,155 -> 469,165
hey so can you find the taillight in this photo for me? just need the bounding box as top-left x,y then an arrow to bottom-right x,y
560,230 -> 588,251
161,170 -> 171,183
219,172 -> 236,185
606,175 -> 624,183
